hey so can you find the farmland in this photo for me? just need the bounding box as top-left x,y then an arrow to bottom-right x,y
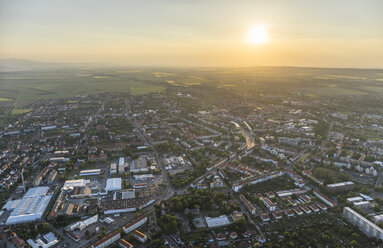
1,62 -> 383,117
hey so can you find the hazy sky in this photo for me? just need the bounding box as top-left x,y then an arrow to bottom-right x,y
1,0 -> 382,68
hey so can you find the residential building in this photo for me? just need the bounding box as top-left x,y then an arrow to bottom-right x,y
343,207 -> 383,240
133,230 -> 148,243
91,231 -> 121,248
263,197 -> 276,211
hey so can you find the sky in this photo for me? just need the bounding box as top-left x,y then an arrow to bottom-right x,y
0,0 -> 382,68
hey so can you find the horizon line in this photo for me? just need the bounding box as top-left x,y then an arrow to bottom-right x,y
1,57 -> 383,71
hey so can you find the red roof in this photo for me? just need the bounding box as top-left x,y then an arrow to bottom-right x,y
92,230 -> 120,247
124,214 -> 147,229
119,239 -> 133,248
284,208 -> 294,216
272,211 -> 282,217
260,213 -> 269,220
133,230 -> 146,238
66,231 -> 80,241
12,236 -> 26,248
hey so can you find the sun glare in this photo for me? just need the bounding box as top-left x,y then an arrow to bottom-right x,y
246,25 -> 268,45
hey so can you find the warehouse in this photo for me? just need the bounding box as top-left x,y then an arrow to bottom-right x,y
27,232 -> 59,248
133,174 -> 154,181
62,179 -> 90,190
205,215 -> 231,228
121,189 -> 135,199
119,157 -> 125,167
23,186 -> 49,198
80,169 -> 101,176
6,195 -> 52,224
105,178 -> 122,192
4,187 -> 53,225
110,163 -> 117,175
103,197 -> 154,214
69,214 -> 98,231
130,155 -> 149,173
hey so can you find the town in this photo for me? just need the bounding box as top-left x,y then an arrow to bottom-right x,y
1,73 -> 383,248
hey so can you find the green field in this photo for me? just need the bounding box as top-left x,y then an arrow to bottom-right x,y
0,70 -> 167,108
11,108 -> 33,115
1,65 -> 383,114
0,97 -> 12,102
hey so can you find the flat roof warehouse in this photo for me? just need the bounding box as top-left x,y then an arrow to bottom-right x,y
2,187 -> 53,225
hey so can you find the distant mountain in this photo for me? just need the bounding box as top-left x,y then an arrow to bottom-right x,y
0,58 -> 116,72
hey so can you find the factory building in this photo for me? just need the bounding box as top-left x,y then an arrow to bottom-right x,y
121,189 -> 136,199
62,179 -> 90,190
103,197 -> 154,214
3,187 -> 52,225
205,215 -> 231,228
130,155 -> 149,173
27,232 -> 59,248
110,163 -> 117,175
105,178 -> 122,192
80,169 -> 101,177
68,215 -> 98,231
118,157 -> 126,174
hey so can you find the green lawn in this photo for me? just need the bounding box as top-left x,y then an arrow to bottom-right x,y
0,97 -> 13,102
11,108 -> 33,115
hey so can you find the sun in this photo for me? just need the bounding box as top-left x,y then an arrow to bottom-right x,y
245,25 -> 268,45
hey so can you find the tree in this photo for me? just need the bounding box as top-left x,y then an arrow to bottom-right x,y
361,187 -> 369,194
350,240 -> 358,246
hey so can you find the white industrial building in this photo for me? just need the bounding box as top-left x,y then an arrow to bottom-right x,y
110,163 -> 117,175
353,201 -> 371,209
347,196 -> 364,203
105,178 -> 122,192
80,169 -> 101,177
118,157 -> 126,174
2,199 -> 22,211
130,156 -> 149,173
69,215 -> 98,231
23,187 -> 49,198
62,179 -> 90,190
121,189 -> 135,199
4,187 -> 53,225
119,157 -> 125,167
133,174 -> 154,181
205,215 -> 231,228
27,232 -> 59,248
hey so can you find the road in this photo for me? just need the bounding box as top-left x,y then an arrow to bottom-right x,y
376,171 -> 383,187
125,99 -> 177,200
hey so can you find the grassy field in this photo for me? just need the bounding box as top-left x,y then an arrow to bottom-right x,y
0,70 -> 167,108
1,66 -> 383,112
0,97 -> 13,102
305,86 -> 367,96
11,108 -> 33,115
